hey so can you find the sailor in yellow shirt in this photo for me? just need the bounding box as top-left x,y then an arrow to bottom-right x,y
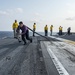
33,23 -> 36,36
50,25 -> 53,36
44,25 -> 48,36
12,20 -> 18,38
59,26 -> 63,35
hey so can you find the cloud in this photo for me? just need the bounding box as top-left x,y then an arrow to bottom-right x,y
34,13 -> 41,17
0,11 -> 8,15
66,17 -> 75,21
30,18 -> 41,23
34,13 -> 44,18
16,8 -> 23,13
0,8 -> 24,16
29,13 -> 47,24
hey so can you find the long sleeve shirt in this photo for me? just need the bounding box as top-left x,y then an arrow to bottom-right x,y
17,25 -> 28,34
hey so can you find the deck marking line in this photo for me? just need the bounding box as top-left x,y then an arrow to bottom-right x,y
47,46 -> 69,75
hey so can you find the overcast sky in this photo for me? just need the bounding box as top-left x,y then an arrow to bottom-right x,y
0,0 -> 75,32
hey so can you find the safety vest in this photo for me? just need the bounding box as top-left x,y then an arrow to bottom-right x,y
44,26 -> 48,31
50,26 -> 53,31
12,22 -> 18,29
33,24 -> 36,29
59,27 -> 62,31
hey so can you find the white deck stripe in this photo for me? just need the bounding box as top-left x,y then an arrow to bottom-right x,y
47,46 -> 69,75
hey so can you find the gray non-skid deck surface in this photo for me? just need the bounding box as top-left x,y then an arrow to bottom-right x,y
41,42 -> 59,75
0,36 -> 60,75
0,37 -> 48,75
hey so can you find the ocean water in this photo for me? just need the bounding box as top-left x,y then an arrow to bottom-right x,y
0,31 -> 57,39
0,31 -> 13,38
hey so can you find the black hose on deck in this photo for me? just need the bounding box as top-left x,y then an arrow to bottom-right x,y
26,26 -> 51,41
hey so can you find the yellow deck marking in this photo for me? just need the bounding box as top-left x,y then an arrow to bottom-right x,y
64,40 -> 75,45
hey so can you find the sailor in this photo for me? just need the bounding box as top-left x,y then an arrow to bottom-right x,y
19,21 -> 32,45
33,23 -> 36,37
59,26 -> 63,35
12,20 -> 18,38
67,27 -> 71,35
44,25 -> 48,36
50,25 -> 53,36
